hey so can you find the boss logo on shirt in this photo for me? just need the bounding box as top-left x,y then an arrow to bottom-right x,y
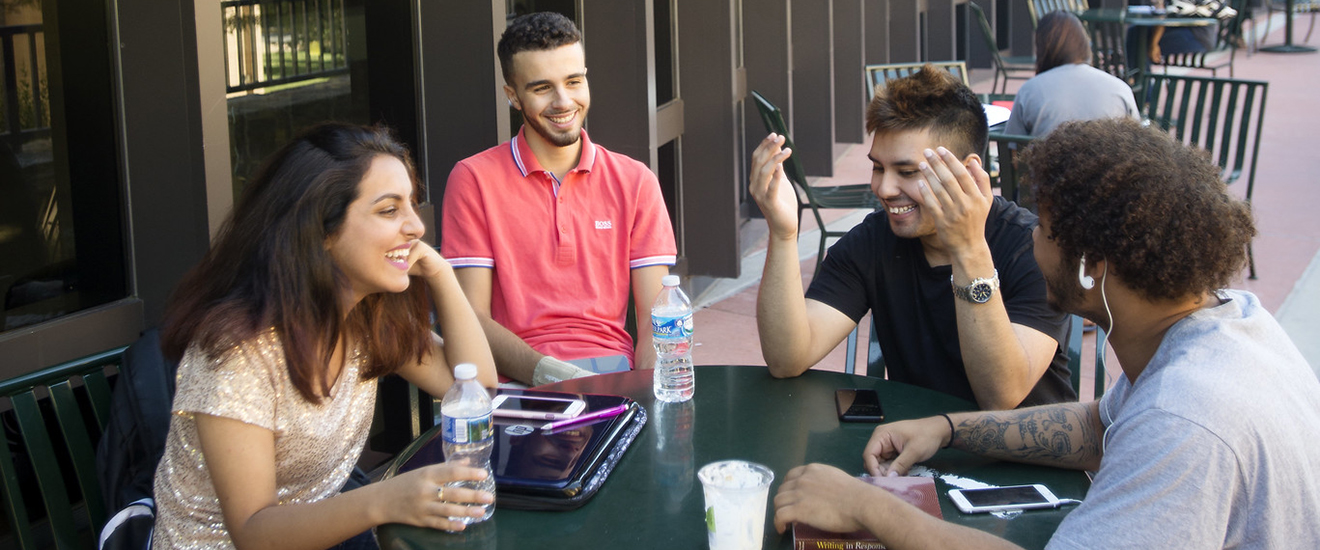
595,220 -> 613,229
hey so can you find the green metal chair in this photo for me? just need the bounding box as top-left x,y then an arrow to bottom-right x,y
969,2 -> 1036,94
1161,0 -> 1251,78
1066,316 -> 1108,400
1140,73 -> 1267,279
986,132 -> 1036,210
842,321 -> 887,379
864,61 -> 970,98
1028,0 -> 1089,27
1081,9 -> 1135,84
0,347 -> 124,549
750,90 -> 881,375
749,90 -> 881,275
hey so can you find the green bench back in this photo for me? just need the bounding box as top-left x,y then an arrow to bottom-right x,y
0,346 -> 126,549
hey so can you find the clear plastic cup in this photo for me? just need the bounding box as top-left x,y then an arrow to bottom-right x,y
698,460 -> 775,550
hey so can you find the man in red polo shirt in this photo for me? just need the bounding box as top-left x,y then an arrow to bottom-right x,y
442,12 -> 677,386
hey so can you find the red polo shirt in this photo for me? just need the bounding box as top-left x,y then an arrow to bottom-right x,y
441,128 -> 677,364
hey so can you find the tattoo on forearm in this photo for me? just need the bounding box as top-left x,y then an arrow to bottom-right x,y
951,404 -> 1102,467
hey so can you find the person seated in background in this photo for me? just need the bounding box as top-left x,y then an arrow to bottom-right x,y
772,118 -> 1320,550
1148,0 -> 1232,63
153,123 -> 499,549
442,12 -> 677,387
749,66 -> 1074,410
1005,11 -> 1139,139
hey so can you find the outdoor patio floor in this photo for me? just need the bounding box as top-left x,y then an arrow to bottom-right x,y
688,12 -> 1320,399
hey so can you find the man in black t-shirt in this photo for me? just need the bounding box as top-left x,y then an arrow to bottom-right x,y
749,66 -> 1073,409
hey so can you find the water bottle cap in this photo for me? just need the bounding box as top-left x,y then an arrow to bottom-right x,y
662,275 -> 680,287
454,363 -> 478,380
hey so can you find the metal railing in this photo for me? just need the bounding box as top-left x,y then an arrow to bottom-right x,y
0,23 -> 49,145
222,0 -> 349,94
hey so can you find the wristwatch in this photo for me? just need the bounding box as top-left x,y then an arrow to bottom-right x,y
951,270 -> 1000,304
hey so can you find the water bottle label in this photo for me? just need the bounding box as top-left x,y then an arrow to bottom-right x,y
652,313 -> 693,339
442,412 -> 492,445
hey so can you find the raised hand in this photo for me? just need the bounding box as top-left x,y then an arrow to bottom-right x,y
912,147 -> 993,257
748,133 -> 803,240
406,239 -> 452,281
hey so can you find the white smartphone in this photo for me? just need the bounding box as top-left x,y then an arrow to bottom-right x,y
947,484 -> 1061,514
490,394 -> 587,421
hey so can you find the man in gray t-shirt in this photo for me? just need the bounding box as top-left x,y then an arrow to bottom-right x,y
770,118 -> 1320,549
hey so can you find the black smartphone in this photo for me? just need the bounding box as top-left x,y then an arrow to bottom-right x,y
835,389 -> 885,422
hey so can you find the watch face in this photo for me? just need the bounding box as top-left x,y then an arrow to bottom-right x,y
969,282 -> 993,303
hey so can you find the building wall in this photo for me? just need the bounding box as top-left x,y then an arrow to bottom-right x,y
0,0 -> 1034,377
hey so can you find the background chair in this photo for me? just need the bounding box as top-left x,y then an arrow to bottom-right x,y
1028,0 -> 1089,28
865,61 -> 969,98
749,91 -> 881,273
986,132 -> 1036,210
1066,316 -> 1108,400
1140,73 -> 1267,279
969,2 -> 1036,94
0,347 -> 123,549
1162,0 -> 1252,77
842,322 -> 887,379
1082,9 -> 1135,83
750,90 -> 881,375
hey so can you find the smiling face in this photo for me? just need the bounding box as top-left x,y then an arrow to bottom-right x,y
325,155 -> 424,308
504,43 -> 590,150
869,127 -> 943,242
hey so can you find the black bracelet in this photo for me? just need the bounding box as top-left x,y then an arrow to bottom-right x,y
939,413 -> 955,449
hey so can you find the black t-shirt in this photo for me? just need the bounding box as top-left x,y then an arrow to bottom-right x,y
805,197 -> 1075,407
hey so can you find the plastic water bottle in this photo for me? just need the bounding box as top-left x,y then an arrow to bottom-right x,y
652,275 -> 695,402
440,363 -> 495,523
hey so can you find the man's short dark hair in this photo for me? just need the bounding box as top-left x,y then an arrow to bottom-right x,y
498,12 -> 583,84
1023,117 -> 1256,301
864,65 -> 988,159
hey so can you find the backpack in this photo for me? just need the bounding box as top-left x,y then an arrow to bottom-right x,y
96,329 -> 179,549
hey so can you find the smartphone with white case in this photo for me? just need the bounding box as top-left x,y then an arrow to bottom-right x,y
490,394 -> 587,421
947,484 -> 1061,514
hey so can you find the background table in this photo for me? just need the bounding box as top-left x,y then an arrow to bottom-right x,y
1259,0 -> 1319,52
1079,8 -> 1218,88
377,366 -> 1090,549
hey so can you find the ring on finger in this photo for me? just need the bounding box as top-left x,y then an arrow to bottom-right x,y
437,486 -> 446,501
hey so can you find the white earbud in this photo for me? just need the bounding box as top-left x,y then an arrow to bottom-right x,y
507,98 -> 515,108
1079,255 -> 1095,290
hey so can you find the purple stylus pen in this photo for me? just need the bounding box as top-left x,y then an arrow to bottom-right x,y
540,404 -> 629,431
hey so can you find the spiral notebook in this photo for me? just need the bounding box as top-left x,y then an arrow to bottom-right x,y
394,389 -> 646,511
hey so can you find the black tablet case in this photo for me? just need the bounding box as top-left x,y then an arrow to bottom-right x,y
395,389 -> 647,511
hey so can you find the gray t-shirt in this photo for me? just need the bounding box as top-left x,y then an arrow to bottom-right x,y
1004,63 -> 1139,138
1048,290 -> 1320,549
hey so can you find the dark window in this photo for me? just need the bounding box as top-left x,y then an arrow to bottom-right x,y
1,0 -> 126,333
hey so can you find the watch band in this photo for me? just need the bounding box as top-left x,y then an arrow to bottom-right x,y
951,269 -> 1000,304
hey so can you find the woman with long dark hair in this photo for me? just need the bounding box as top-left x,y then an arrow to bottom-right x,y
1004,11 -> 1139,139
152,123 -> 497,549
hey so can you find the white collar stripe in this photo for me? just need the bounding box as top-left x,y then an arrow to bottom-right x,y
509,138 -> 528,178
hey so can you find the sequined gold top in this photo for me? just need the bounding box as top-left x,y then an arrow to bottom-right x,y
151,331 -> 377,549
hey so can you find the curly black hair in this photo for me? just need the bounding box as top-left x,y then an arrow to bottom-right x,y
498,12 -> 583,84
1022,118 -> 1256,301
865,65 -> 988,159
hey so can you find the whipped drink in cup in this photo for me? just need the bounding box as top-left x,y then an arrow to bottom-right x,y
698,460 -> 774,550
